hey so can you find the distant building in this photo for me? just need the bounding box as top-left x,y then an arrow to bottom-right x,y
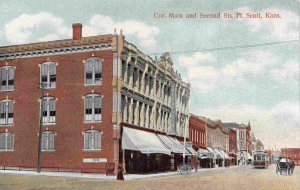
228,128 -> 237,165
256,139 -> 264,151
281,148 -> 300,166
224,122 -> 252,165
188,114 -> 207,168
189,114 -> 206,149
198,116 -> 229,167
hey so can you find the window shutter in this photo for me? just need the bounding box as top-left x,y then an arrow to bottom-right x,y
94,96 -> 102,112
8,101 -> 13,115
42,99 -> 48,116
41,64 -> 48,79
49,63 -> 56,75
8,67 -> 14,90
0,134 -> 5,149
94,59 -> 102,82
49,63 -> 56,87
49,99 -> 56,113
84,132 -> 89,149
85,97 -> 92,109
85,60 -> 93,84
0,68 -> 6,90
94,132 -> 99,149
49,133 -> 54,150
0,102 -> 5,117
6,134 -> 12,150
41,133 -> 47,150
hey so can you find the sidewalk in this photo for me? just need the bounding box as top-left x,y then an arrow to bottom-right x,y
0,166 -> 238,181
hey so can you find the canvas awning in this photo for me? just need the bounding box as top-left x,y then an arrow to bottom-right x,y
247,152 -> 253,160
219,149 -> 229,159
122,127 -> 171,155
170,138 -> 190,155
207,147 -> 218,159
213,148 -> 223,159
185,142 -> 197,156
198,148 -> 213,159
157,134 -> 183,154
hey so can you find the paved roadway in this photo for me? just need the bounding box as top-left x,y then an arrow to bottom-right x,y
0,165 -> 299,190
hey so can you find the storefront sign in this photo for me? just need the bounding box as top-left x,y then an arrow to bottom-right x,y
83,158 -> 107,163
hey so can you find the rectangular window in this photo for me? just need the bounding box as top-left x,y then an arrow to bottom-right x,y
0,67 -> 14,91
84,130 -> 101,150
41,63 -> 56,88
41,132 -> 55,151
42,98 -> 56,124
0,133 -> 13,151
0,101 -> 14,125
84,95 -> 102,122
85,58 -> 102,85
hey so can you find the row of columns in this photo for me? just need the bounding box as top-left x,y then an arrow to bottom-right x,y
122,61 -> 174,106
121,95 -> 172,132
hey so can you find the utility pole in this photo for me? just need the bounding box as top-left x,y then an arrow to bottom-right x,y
37,83 -> 45,173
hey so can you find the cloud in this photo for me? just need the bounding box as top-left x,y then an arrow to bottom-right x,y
236,7 -> 299,40
84,14 -> 160,49
4,12 -> 159,50
4,12 -> 70,44
270,60 -> 299,84
195,101 -> 300,148
179,50 -> 276,92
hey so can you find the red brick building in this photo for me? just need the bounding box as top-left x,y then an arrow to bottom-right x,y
281,148 -> 300,166
0,23 -> 116,173
228,128 -> 237,165
188,114 -> 206,149
0,23 -> 191,174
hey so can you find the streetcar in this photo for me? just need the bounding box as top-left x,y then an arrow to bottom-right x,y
253,151 -> 269,168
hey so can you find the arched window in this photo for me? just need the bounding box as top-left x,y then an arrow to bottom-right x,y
0,100 -> 14,125
41,62 -> 56,88
41,131 -> 55,151
84,94 -> 102,122
0,133 -> 13,151
41,97 -> 56,124
84,57 -> 102,85
0,66 -> 14,91
84,130 -> 102,150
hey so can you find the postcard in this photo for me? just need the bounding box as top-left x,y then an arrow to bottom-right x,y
0,0 -> 299,189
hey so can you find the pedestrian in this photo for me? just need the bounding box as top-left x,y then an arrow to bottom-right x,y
195,158 -> 199,172
117,163 -> 124,180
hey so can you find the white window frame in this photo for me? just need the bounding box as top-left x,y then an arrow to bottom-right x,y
83,129 -> 102,151
84,94 -> 102,123
41,131 -> 55,151
41,97 -> 56,124
0,133 -> 14,151
0,66 -> 14,92
84,57 -> 103,86
40,62 -> 56,89
0,100 -> 14,125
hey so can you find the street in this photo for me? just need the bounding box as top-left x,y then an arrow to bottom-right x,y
0,165 -> 299,190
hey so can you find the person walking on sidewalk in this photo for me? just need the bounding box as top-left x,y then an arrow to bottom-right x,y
117,163 -> 124,180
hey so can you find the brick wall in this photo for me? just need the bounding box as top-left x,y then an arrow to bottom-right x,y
0,50 -> 115,172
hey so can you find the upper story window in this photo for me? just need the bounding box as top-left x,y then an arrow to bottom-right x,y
41,131 -> 55,151
84,129 -> 102,150
84,94 -> 102,122
84,57 -> 102,85
0,100 -> 14,125
0,133 -> 13,151
41,62 -> 56,88
0,66 -> 14,91
42,97 -> 56,124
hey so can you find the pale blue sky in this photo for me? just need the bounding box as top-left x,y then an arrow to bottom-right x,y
0,0 -> 299,148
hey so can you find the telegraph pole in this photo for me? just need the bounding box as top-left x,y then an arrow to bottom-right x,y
37,83 -> 45,173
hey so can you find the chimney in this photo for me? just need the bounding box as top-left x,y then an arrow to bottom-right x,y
72,23 -> 82,40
